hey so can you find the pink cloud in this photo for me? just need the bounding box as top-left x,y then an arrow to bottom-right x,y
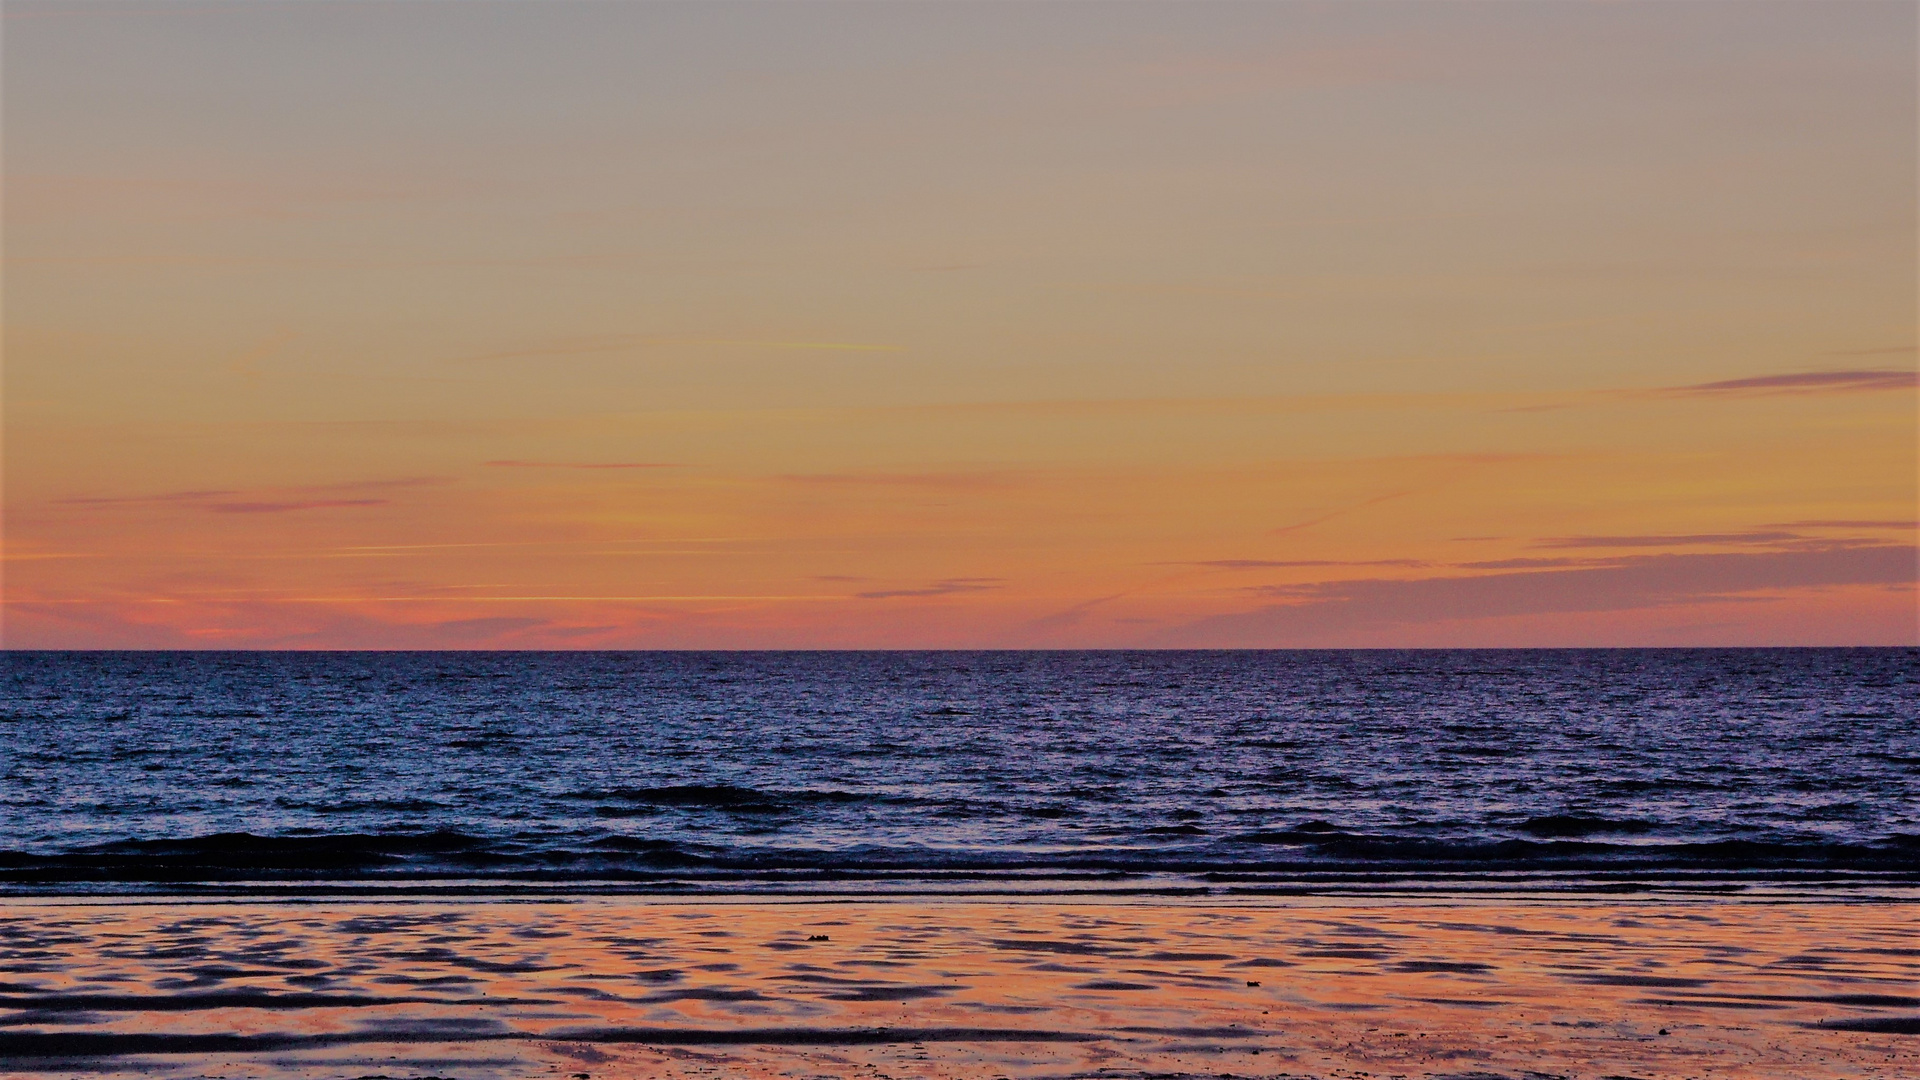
1669,370 -> 1916,395
1771,520 -> 1916,530
1182,558 -> 1429,569
856,578 -> 1003,600
780,472 -> 1020,491
483,460 -> 681,470
1164,544 -> 1918,645
207,498 -> 387,514
1534,532 -> 1802,549
55,490 -> 239,506
52,476 -> 451,511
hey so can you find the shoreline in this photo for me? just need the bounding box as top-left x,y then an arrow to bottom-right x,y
5,873 -> 1918,904
3,894 -> 1914,1078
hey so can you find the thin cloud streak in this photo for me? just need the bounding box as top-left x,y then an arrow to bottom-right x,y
55,474 -> 449,503
1534,532 -> 1803,549
1023,592 -> 1130,633
780,472 -> 1020,491
1667,370 -> 1917,394
1820,345 -> 1916,357
1454,557 -> 1588,570
53,476 -> 452,509
14,595 -> 844,604
483,460 -> 681,470
1771,520 -> 1917,530
426,616 -> 549,640
856,577 -> 1003,600
1181,558 -> 1429,569
1165,545 -> 1918,644
450,335 -> 906,364
1270,489 -> 1418,536
55,489 -> 240,506
1504,368 -> 1918,414
207,498 -> 387,514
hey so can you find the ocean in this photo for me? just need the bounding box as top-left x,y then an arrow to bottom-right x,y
2,648 -> 1915,896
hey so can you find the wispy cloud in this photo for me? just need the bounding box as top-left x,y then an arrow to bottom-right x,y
1270,489 -> 1419,536
663,339 -> 907,352
1023,592 -> 1131,633
1770,519 -> 1917,530
56,489 -> 239,506
315,477 -> 453,492
208,498 -> 387,514
483,460 -> 681,470
779,471 -> 1020,491
1534,531 -> 1803,549
1501,366 -> 1919,415
424,616 -> 550,641
1820,345 -> 1916,358
450,335 -> 905,363
1666,370 -> 1917,395
1452,557 -> 1588,570
1167,545 -> 1919,644
52,477 -> 451,512
1182,558 -> 1429,570
856,577 -> 1003,600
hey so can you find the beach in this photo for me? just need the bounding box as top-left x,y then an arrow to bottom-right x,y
7,0 -> 1916,1069
5,652 -> 1914,1077
2,896 -> 1914,1079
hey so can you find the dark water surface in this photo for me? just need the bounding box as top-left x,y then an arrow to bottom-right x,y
2,649 -> 1914,894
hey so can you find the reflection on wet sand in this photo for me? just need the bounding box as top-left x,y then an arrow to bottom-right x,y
0,899 -> 1913,1078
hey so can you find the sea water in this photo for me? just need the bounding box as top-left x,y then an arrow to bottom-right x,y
1,649 -> 1914,894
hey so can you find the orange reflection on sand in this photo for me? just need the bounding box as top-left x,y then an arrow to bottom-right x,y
0,898 -> 1914,1079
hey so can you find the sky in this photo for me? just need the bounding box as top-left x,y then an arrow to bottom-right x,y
4,0 -> 1915,649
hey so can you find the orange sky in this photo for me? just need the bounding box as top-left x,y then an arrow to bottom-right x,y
5,1 -> 1915,648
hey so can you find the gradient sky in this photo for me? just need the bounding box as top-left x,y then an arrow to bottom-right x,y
5,0 -> 1916,648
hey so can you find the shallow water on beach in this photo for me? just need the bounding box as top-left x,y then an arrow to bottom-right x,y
2,650 -> 1916,893
0,897 -> 1914,1079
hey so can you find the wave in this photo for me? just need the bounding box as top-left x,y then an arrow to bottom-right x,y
560,785 -> 880,813
7,649 -> 1915,893
0,1025 -> 1106,1059
273,798 -> 453,813
2,828 -> 1916,887
1515,814 -> 1660,837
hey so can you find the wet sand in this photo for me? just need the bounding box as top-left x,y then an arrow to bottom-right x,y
1,897 -> 1914,1079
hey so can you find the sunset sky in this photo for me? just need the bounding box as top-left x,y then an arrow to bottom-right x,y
5,0 -> 1915,648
